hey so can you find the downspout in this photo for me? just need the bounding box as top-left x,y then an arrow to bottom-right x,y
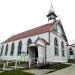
48,31 -> 50,45
43,31 -> 50,65
44,31 -> 50,65
44,44 -> 46,65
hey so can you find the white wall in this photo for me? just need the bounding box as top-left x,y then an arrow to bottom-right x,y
0,32 -> 48,62
46,31 -> 68,63
38,45 -> 45,63
57,24 -> 63,35
46,21 -> 68,62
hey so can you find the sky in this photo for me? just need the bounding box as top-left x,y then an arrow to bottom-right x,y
0,0 -> 75,44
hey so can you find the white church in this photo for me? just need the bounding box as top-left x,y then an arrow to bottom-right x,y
0,4 -> 68,64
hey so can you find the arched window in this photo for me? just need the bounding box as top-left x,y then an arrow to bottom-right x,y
27,39 -> 32,54
5,44 -> 8,56
61,41 -> 65,56
17,41 -> 22,55
54,38 -> 59,56
27,39 -> 32,45
10,42 -> 15,56
0,45 -> 4,56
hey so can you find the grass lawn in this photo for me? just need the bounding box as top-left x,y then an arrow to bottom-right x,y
0,62 -> 71,75
38,63 -> 71,70
38,63 -> 71,74
49,63 -> 71,70
0,70 -> 34,75
0,61 -> 28,68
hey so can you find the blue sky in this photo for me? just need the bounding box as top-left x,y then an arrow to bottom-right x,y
0,0 -> 75,44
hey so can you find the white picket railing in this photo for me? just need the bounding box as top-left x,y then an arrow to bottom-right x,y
28,57 -> 46,69
0,56 -> 50,70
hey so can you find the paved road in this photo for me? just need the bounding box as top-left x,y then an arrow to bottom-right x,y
46,64 -> 75,75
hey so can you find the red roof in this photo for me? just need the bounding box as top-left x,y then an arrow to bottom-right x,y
2,21 -> 57,44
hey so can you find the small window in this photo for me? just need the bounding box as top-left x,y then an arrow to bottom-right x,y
0,45 -> 4,56
54,47 -> 58,56
69,48 -> 74,55
61,41 -> 65,57
10,43 -> 15,56
17,41 -> 22,55
54,38 -> 59,56
5,44 -> 8,56
70,50 -> 74,55
27,39 -> 32,54
27,39 -> 32,45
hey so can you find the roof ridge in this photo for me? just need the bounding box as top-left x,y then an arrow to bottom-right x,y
1,21 -> 57,44
12,22 -> 54,36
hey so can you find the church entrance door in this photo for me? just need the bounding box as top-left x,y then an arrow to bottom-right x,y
34,46 -> 38,61
29,46 -> 38,62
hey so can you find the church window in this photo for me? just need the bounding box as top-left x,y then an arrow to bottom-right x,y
27,39 -> 32,45
61,41 -> 65,56
10,42 -> 14,56
5,44 -> 8,56
0,45 -> 4,56
27,39 -> 32,54
54,37 -> 59,56
17,41 -> 22,55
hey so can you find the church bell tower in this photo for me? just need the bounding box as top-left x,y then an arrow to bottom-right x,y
47,3 -> 57,23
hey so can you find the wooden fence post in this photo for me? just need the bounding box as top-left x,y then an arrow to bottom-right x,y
29,59 -> 31,69
3,62 -> 6,71
37,58 -> 39,67
15,61 -> 17,69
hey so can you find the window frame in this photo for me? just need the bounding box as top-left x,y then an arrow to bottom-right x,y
69,48 -> 74,55
27,38 -> 32,54
17,41 -> 22,55
5,44 -> 8,56
0,45 -> 4,56
10,42 -> 15,56
54,38 -> 59,56
61,41 -> 65,57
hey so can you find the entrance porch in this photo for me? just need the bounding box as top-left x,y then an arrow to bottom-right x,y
29,46 -> 38,62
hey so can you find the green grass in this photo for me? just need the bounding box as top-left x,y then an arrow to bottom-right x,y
38,63 -> 71,74
0,62 -> 71,75
0,70 -> 34,75
8,62 -> 15,66
0,64 -> 3,68
38,63 -> 71,70
0,61 -> 28,68
49,63 -> 71,70
0,62 -> 15,68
